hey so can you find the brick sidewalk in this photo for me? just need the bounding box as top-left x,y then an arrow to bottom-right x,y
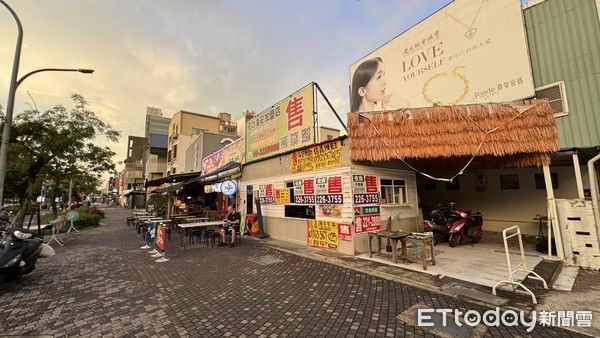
0,208 -> 589,337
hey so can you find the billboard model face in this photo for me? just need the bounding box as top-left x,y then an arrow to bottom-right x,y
349,0 -> 534,112
246,84 -> 314,163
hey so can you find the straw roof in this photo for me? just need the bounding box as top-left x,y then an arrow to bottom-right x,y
348,100 -> 559,168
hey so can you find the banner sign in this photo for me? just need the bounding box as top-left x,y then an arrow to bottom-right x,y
349,0 -> 534,111
315,176 -> 344,205
201,137 -> 245,175
156,224 -> 166,251
338,223 -> 352,241
307,219 -> 338,249
354,214 -> 382,233
291,140 -> 342,173
275,188 -> 291,205
246,84 -> 314,163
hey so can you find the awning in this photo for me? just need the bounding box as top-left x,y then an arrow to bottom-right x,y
124,190 -> 146,197
151,182 -> 184,193
183,161 -> 241,186
145,171 -> 199,187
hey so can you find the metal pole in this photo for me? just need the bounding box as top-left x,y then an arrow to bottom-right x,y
572,153 -> 585,199
67,178 -> 73,210
0,0 -> 23,205
314,83 -> 348,132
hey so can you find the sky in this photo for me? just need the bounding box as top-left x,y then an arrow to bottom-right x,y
0,0 -> 456,181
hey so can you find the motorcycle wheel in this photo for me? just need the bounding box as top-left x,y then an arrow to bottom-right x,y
449,234 -> 460,248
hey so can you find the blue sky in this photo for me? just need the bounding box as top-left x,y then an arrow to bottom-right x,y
1,0 -> 461,171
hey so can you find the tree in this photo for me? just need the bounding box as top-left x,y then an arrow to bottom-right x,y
0,95 -> 120,226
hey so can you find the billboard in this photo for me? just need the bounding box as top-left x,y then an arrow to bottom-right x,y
246,84 -> 314,163
201,136 -> 245,175
349,0 -> 534,112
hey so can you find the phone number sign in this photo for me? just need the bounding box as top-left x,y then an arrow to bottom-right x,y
353,193 -> 380,205
355,214 -> 381,233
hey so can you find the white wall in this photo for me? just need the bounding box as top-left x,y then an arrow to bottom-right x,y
417,165 -> 589,235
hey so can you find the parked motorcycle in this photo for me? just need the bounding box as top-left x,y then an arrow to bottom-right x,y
422,203 -> 464,244
0,227 -> 55,283
448,211 -> 483,247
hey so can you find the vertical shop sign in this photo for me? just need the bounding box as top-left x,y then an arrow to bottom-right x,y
275,188 -> 291,205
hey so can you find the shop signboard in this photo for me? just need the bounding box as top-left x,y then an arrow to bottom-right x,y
307,219 -> 338,249
338,223 -> 352,241
353,174 -> 380,205
349,0 -> 534,111
291,140 -> 342,173
246,84 -> 315,163
201,137 -> 245,175
204,185 -> 212,193
221,180 -> 237,196
275,188 -> 291,205
315,176 -> 343,205
212,182 -> 222,193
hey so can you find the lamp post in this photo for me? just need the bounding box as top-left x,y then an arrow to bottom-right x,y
0,0 -> 94,204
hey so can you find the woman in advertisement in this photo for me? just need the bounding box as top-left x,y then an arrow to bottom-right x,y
351,57 -> 409,113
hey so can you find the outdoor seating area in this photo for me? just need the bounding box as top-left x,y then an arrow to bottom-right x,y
358,230 -> 544,289
127,208 -> 244,260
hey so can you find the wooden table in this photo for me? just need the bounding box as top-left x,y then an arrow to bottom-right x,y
368,230 -> 411,264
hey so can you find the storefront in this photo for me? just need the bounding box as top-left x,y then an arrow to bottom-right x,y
240,137 -> 420,255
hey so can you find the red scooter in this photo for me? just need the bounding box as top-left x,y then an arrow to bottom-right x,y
448,211 -> 483,247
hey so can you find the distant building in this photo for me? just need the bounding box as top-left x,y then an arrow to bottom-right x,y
318,126 -> 341,142
184,131 -> 240,173
144,107 -> 170,181
122,135 -> 147,208
167,111 -> 237,175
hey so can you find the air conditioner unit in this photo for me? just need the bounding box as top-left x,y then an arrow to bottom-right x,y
535,81 -> 568,117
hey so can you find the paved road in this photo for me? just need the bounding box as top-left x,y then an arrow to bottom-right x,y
0,208 -> 587,337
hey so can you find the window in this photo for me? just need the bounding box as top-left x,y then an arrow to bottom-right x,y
380,179 -> 407,204
535,81 -> 568,117
424,179 -> 436,191
500,174 -> 520,190
286,181 -> 295,203
284,205 -> 316,219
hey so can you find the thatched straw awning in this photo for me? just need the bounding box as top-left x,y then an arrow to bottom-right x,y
348,100 -> 559,168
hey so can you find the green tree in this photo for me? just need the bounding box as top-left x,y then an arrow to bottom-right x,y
0,95 -> 120,226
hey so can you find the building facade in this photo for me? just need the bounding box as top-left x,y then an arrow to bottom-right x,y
184,131 -> 240,173
167,111 -> 237,175
144,107 -> 170,181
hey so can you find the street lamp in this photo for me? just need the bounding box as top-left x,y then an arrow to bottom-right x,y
0,0 -> 94,204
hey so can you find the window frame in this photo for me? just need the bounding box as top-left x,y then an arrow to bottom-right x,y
379,178 -> 407,205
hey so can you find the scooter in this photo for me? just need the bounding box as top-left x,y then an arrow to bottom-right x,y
0,228 -> 55,283
422,203 -> 464,244
448,211 -> 483,247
